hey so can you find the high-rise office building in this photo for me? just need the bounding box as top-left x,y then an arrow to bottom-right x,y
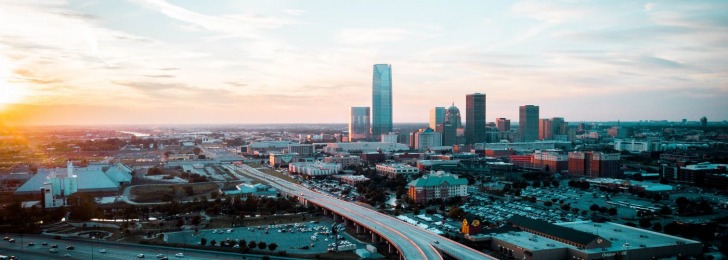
465,93 -> 486,144
539,118 -> 553,140
349,107 -> 370,142
372,64 -> 392,140
429,107 -> 446,130
437,122 -> 457,146
519,105 -> 539,142
446,103 -> 462,129
496,118 -> 511,132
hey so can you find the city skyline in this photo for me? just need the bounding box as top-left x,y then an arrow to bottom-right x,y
0,1 -> 727,125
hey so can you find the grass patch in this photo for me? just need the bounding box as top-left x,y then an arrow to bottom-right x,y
129,182 -> 219,203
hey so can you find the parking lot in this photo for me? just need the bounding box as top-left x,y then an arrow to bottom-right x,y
164,221 -> 367,254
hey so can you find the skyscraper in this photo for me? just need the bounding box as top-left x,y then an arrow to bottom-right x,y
496,118 -> 511,132
539,118 -> 553,140
349,107 -> 370,142
518,105 -> 539,142
465,93 -> 486,144
429,107 -> 446,130
445,103 -> 462,129
372,64 -> 392,140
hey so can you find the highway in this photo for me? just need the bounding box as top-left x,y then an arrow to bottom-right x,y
0,234 -> 298,260
238,164 -> 496,260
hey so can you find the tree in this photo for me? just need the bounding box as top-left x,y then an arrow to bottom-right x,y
258,241 -> 267,250
543,201 -> 553,207
652,222 -> 662,232
608,207 -> 618,216
639,218 -> 651,228
590,204 -> 600,212
191,215 -> 202,226
200,238 -> 207,246
448,206 -> 465,220
248,240 -> 257,249
268,243 -> 278,251
210,240 -> 217,246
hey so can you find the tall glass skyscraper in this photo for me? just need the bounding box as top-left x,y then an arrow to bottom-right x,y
519,105 -> 540,142
465,93 -> 486,144
349,107 -> 370,142
372,64 -> 392,140
429,107 -> 446,130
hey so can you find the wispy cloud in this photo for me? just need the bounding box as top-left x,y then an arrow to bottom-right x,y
337,28 -> 414,45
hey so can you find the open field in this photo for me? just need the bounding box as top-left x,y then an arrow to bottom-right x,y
129,182 -> 220,203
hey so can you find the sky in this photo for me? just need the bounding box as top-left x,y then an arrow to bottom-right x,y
0,0 -> 726,125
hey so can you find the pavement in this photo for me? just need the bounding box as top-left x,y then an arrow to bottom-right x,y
236,164 -> 497,260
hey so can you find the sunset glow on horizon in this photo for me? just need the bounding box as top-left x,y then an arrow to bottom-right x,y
0,0 -> 727,125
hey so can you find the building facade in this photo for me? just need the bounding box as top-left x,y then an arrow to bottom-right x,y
568,152 -> 622,178
372,64 -> 393,140
376,163 -> 420,179
518,105 -> 539,142
496,118 -> 511,132
429,107 -> 446,130
349,107 -> 371,142
407,171 -> 468,203
466,93 -> 487,144
414,128 -> 442,151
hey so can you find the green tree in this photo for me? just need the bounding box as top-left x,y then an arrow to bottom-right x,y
268,243 -> 278,251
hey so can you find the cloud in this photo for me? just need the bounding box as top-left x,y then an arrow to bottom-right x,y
644,3 -> 656,12
284,9 -> 305,16
337,28 -> 413,45
130,0 -> 297,39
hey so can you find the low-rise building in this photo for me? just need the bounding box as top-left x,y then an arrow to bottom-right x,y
376,163 -> 420,179
324,155 -> 362,167
332,174 -> 370,185
483,216 -> 702,260
407,171 -> 468,203
288,162 -> 342,176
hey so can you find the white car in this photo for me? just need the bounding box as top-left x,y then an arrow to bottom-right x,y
175,253 -> 184,257
99,249 -> 107,253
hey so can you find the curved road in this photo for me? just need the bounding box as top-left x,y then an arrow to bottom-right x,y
238,164 -> 496,260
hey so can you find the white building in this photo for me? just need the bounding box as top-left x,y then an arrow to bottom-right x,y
324,155 -> 361,167
381,132 -> 399,143
323,142 -> 409,154
288,162 -> 342,176
376,163 -> 420,179
414,128 -> 442,151
614,139 -> 651,153
42,161 -> 78,208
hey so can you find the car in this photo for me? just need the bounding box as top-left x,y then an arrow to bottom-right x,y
41,242 -> 48,246
175,253 -> 184,257
63,254 -> 71,258
156,254 -> 164,258
8,239 -> 15,243
51,244 -> 58,248
433,240 -> 439,244
137,254 -> 145,258
49,248 -> 58,253
99,249 -> 106,253
160,257 -> 168,260
2,237 -> 9,241
28,242 -> 35,246
66,246 -> 74,250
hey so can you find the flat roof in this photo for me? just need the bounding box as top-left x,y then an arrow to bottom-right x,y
492,231 -> 575,251
557,221 -> 700,253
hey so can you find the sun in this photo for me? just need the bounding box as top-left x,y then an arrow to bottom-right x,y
0,85 -> 27,105
0,56 -> 27,106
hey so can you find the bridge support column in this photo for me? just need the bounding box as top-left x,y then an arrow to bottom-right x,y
344,219 -> 349,226
323,209 -> 328,215
371,233 -> 377,243
388,243 -> 393,254
333,214 -> 340,221
356,224 -> 362,234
